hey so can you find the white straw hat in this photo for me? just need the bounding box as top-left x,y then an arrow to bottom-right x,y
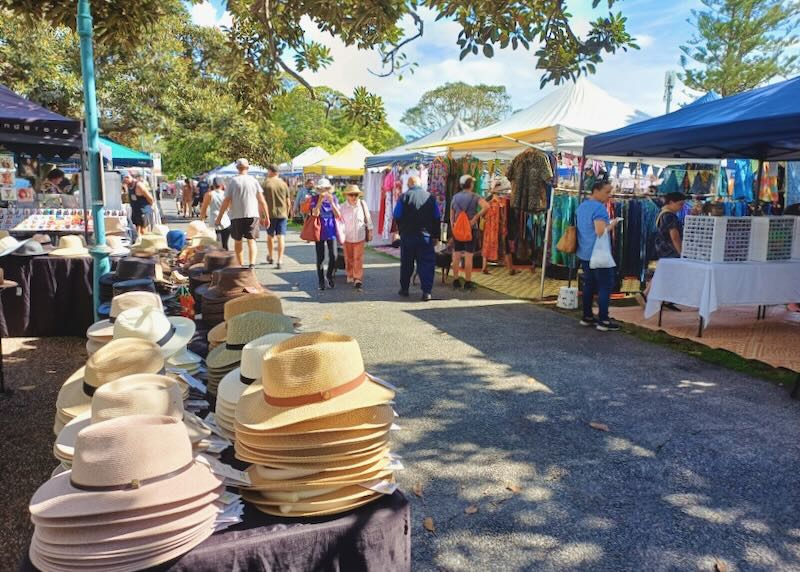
49,235 -> 89,257
113,306 -> 196,359
86,291 -> 163,342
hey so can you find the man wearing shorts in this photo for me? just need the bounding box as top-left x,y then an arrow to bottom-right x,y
261,164 -> 290,269
215,158 -> 269,268
450,175 -> 489,290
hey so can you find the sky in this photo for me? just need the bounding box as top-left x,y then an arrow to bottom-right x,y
190,0 -> 707,137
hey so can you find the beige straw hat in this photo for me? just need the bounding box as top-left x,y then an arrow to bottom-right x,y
234,433 -> 389,464
246,456 -> 391,490
242,485 -> 384,517
55,375 -> 212,461
234,405 -> 394,437
86,291 -> 163,342
206,311 -> 296,370
55,339 -> 165,424
190,236 -> 218,248
187,220 -> 215,240
235,445 -> 391,473
135,234 -> 168,251
30,416 -> 223,519
235,332 -> 395,431
236,427 -> 389,451
113,306 -> 196,359
49,235 -> 89,257
207,292 -> 287,344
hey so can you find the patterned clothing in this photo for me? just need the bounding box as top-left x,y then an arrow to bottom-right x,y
482,195 -> 509,262
507,150 -> 553,212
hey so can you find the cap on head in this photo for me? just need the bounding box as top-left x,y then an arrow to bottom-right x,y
236,158 -> 249,170
316,178 -> 333,190
459,174 -> 474,189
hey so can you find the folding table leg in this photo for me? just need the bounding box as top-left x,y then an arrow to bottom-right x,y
792,373 -> 800,399
697,316 -> 704,338
658,303 -> 664,327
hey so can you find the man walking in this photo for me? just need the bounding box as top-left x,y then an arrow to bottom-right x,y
294,178 -> 315,219
393,175 -> 440,302
450,174 -> 489,291
216,158 -> 269,268
576,180 -> 621,331
262,164 -> 290,269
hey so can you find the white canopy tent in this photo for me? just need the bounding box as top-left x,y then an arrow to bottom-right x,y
208,161 -> 268,177
278,146 -> 330,176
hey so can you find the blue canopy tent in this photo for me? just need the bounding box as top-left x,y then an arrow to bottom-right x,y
583,77 -> 800,161
686,91 -> 721,107
99,136 -> 152,168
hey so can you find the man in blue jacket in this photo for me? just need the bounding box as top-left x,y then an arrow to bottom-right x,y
393,176 -> 441,302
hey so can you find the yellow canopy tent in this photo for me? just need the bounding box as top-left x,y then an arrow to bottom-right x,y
304,140 -> 373,177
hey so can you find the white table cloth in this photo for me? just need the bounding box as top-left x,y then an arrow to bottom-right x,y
644,258 -> 800,327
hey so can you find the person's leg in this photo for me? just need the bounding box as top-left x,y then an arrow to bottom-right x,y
277,234 -> 285,264
266,233 -> 274,263
315,241 -> 326,287
399,234 -> 415,294
233,240 -> 244,266
596,267 -> 612,323
343,242 -> 355,283
353,241 -> 365,283
452,250 -> 463,280
326,239 -> 336,286
581,260 -> 597,321
219,228 -> 230,250
463,252 -> 474,282
417,238 -> 436,297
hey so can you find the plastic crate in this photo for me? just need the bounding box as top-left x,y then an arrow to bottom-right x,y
681,216 -> 752,263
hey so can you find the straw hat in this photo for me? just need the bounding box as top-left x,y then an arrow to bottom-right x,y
206,312 -> 296,370
241,485 -> 383,517
238,427 -> 388,451
207,292 -> 288,345
343,184 -> 363,196
316,178 -> 333,190
29,416 -> 222,570
136,234 -> 169,251
113,306 -> 196,359
0,235 -> 22,257
55,375 -> 211,462
235,433 -> 389,463
86,291 -> 163,342
153,224 -> 170,237
167,347 -> 203,369
49,235 -> 89,257
187,220 -> 215,240
191,235 -> 218,248
236,332 -> 394,431
244,462 -> 392,493
235,405 -> 394,437
104,216 -> 129,236
11,239 -> 50,257
54,339 -> 165,430
106,235 -> 130,257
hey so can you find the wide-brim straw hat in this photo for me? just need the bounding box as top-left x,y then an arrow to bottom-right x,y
55,375 -> 211,461
191,236 -> 218,248
187,221 -> 214,240
167,347 -> 203,368
11,238 -> 51,256
205,311 -> 296,370
135,234 -> 169,251
247,454 -> 390,484
55,339 -> 165,423
30,416 -> 223,519
0,235 -> 22,257
86,292 -> 163,341
244,462 -> 392,493
113,306 -> 196,359
236,332 -> 395,431
242,485 -> 384,517
49,235 -> 89,257
208,308 -> 293,346
234,433 -> 389,464
106,235 -> 131,257
238,426 -> 389,451
235,405 -> 394,437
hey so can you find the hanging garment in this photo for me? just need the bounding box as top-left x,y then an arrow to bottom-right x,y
733,160 -> 754,202
717,168 -> 729,197
482,195 -> 509,262
550,193 -> 577,266
786,162 -> 800,207
507,149 -> 553,212
659,171 -> 680,195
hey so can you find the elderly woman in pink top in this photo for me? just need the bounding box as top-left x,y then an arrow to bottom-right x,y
339,185 -> 373,291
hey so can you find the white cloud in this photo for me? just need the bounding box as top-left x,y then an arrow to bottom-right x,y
190,1 -> 231,29
635,34 -> 655,48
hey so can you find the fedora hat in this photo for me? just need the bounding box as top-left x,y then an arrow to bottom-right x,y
217,333 -> 296,412
55,375 -> 211,462
236,332 -> 395,431
238,426 -> 388,452
0,235 -> 22,257
49,235 -> 89,257
206,312 -> 296,370
191,235 -> 218,248
11,238 -> 50,256
189,251 -> 236,285
106,235 -> 130,257
87,291 -> 163,342
55,339 -> 165,427
104,216 -> 129,236
135,234 -> 169,251
235,433 -> 389,464
235,405 -> 394,437
0,268 -> 17,290
113,306 -> 195,359
153,224 -> 170,237
207,292 -> 288,345
246,455 -> 391,487
241,484 -> 384,517
100,256 -> 158,288
187,220 -> 215,240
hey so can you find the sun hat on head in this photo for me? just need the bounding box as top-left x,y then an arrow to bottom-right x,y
206,312 -> 296,371
113,305 -> 196,359
28,416 -> 223,569
344,184 -> 363,196
235,332 -> 395,431
86,291 -> 163,342
207,292 -> 288,345
55,375 -> 211,462
49,235 -> 89,257
315,178 -> 333,189
54,338 -> 165,428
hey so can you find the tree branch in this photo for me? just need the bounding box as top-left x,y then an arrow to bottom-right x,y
259,0 -> 316,97
369,10 -> 423,77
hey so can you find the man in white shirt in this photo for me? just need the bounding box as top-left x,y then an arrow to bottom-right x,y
216,158 -> 270,268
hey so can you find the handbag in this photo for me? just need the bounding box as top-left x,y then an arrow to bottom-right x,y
556,226 -> 577,254
334,216 -> 346,244
589,230 -> 616,269
360,200 -> 372,243
300,215 -> 321,242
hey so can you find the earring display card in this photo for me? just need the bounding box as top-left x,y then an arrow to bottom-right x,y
682,216 -> 751,263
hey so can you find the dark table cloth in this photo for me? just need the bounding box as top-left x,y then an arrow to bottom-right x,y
19,491 -> 411,572
0,256 -> 94,337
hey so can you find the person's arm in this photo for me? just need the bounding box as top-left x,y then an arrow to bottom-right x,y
330,196 -> 341,218
312,195 -> 322,217
471,197 -> 490,225
392,196 -> 404,221
199,191 -> 212,221
138,182 -> 154,205
257,191 -> 270,227
362,200 -> 373,230
215,196 -> 231,226
669,228 -> 682,254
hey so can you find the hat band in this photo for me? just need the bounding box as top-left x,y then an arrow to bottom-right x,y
82,381 -> 97,397
156,325 -> 177,347
240,373 -> 256,385
263,372 -> 367,407
108,316 -> 116,323
70,460 -> 195,492
226,342 -> 246,350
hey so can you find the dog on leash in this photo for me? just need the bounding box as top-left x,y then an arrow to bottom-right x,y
412,245 -> 454,286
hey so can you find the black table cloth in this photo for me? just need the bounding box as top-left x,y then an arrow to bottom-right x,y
0,256 -> 94,337
19,491 -> 411,572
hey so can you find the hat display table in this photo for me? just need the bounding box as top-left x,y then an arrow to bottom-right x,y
19,490 -> 410,572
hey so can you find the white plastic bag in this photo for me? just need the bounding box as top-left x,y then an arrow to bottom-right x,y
589,230 -> 616,269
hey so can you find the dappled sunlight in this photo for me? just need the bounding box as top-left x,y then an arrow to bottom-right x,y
605,436 -> 656,458
664,493 -> 745,524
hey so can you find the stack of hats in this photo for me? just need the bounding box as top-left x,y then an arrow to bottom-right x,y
207,292 -> 292,351
200,267 -> 266,327
49,235 -> 90,258
188,251 -> 235,300
187,221 -> 218,248
235,332 -> 397,517
112,305 -> 196,361
215,333 -> 296,440
134,233 -> 169,251
98,256 -> 162,307
205,311 -> 296,396
104,216 -> 130,238
29,416 -> 224,572
106,235 -> 130,257
53,338 -> 166,434
86,291 -> 163,355
54,374 -> 211,468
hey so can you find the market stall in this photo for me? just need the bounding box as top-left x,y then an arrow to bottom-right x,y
304,140 -> 372,178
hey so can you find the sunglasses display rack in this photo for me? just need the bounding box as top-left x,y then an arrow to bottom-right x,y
749,216 -> 797,262
682,216 -> 752,263
0,208 -> 126,233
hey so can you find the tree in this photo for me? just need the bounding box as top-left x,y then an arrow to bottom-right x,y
401,82 -> 512,137
680,0 -> 800,96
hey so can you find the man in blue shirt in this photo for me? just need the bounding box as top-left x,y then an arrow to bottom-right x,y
576,180 -> 621,331
393,176 -> 441,302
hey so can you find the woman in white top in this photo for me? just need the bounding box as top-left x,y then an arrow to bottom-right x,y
200,177 -> 232,249
339,184 -> 373,291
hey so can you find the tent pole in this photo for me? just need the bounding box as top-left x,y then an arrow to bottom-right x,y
540,189 -> 553,299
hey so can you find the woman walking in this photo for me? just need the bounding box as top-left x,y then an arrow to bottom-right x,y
309,178 -> 340,290
200,177 -> 232,249
340,184 -> 373,291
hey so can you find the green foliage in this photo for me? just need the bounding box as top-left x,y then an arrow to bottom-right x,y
680,0 -> 800,96
401,82 -> 512,137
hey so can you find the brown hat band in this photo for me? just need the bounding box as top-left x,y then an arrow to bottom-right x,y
70,460 -> 195,491
263,372 -> 367,407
